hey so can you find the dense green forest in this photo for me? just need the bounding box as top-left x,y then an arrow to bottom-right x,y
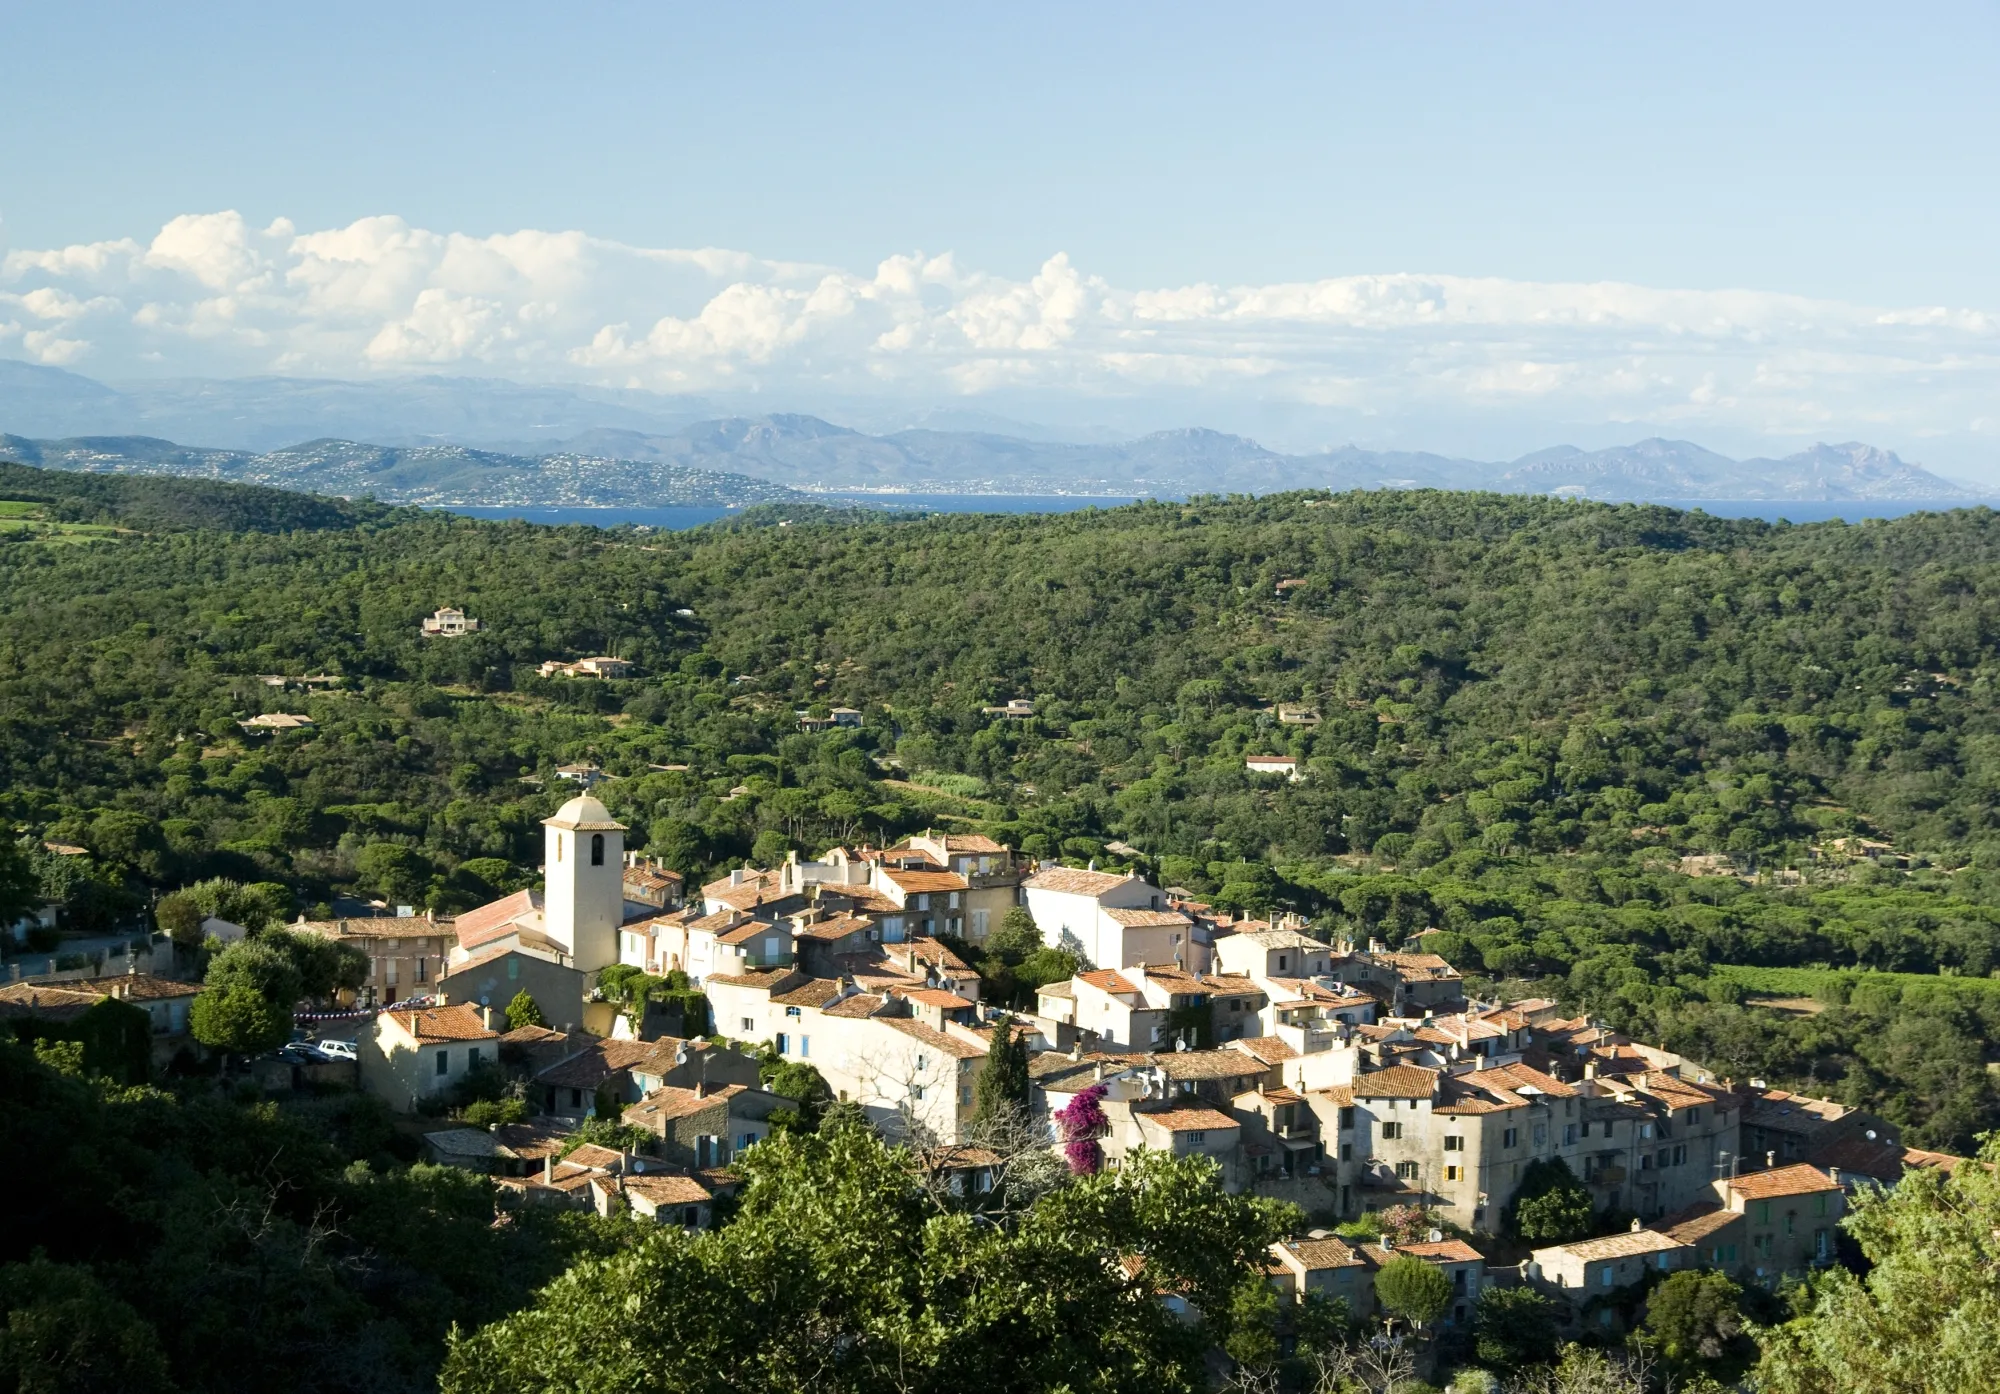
8,464 -> 2000,1389
6,468 -> 2000,1156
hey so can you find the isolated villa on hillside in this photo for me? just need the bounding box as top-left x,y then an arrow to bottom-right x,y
421,607 -> 480,637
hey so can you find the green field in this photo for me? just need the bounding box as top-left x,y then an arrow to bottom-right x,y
0,499 -> 130,544
1718,962 -> 2000,1004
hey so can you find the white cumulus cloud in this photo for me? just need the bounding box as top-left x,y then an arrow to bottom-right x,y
2,209 -> 1999,460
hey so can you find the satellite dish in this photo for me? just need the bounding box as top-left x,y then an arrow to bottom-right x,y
1865,1129 -> 1878,1141
674,1045 -> 690,1067
633,1159 -> 647,1173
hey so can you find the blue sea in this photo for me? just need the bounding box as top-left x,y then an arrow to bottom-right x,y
438,495 -> 1989,531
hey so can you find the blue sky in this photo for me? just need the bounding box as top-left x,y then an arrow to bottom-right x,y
3,2 -> 1999,467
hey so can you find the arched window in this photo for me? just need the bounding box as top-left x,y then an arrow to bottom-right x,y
591,833 -> 605,866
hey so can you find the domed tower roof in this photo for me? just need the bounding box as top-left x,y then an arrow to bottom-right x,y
543,795 -> 627,831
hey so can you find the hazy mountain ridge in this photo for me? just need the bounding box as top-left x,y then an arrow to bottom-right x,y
0,361 -> 1979,503
0,433 -> 809,507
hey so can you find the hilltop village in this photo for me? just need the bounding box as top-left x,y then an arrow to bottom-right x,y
150,793 -> 1943,1347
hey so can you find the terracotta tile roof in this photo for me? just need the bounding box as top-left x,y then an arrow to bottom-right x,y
818,887 -> 904,916
1476,1062 -> 1577,1098
1744,1089 -> 1852,1133
1155,1049 -> 1266,1081
1273,1236 -> 1364,1271
454,889 -> 542,949
445,941 -> 566,977
1308,1085 -> 1355,1108
623,1172 -> 713,1205
493,1121 -> 570,1160
499,1024 -> 570,1046
896,938 -> 971,971
1024,867 -> 1137,897
295,917 -> 447,941
1265,978 -> 1371,1006
91,974 -> 207,1002
385,1003 -> 496,1043
707,967 -> 797,989
1728,1163 -> 1844,1201
1028,1049 -> 1126,1081
565,1143 -> 629,1170
0,984 -> 105,1021
822,992 -> 886,1018
792,914 -> 878,942
1102,907 -> 1192,928
423,1127 -> 502,1160
624,1084 -> 746,1126
1385,1239 -> 1484,1264
941,834 -> 1006,853
878,868 -> 971,895
703,868 -> 782,897
624,866 -> 683,891
1653,1203 -> 1742,1245
686,908 -> 753,936
771,978 -> 846,1008
535,1038 -> 663,1088
1036,981 -> 1075,1000
1902,1146 -> 1964,1174
890,987 -> 974,1009
1368,951 -> 1458,975
1541,1229 -> 1686,1263
1138,1105 -> 1239,1133
1076,969 -> 1140,995
1353,1065 -> 1439,1099
1231,1036 -> 1299,1065
882,1018 -> 986,1059
718,918 -> 783,947
1233,927 -> 1328,951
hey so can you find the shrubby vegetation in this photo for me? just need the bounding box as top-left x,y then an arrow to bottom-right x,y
0,1035 -> 623,1393
7,468 -> 2000,1384
441,1121 -> 1294,1394
7,476 -> 2000,1144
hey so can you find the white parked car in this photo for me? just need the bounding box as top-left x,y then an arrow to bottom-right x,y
314,1039 -> 358,1062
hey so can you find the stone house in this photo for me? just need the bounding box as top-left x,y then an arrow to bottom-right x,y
622,1081 -> 790,1169
359,1003 -> 500,1111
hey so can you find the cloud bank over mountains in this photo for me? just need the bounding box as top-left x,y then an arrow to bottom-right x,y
3,210 -> 1997,466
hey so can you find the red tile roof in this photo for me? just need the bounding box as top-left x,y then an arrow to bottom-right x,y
1728,1163 -> 1844,1201
454,889 -> 541,949
385,1003 -> 496,1043
1353,1065 -> 1439,1099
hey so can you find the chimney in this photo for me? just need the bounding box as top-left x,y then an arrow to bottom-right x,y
730,868 -> 746,887
695,1078 -> 710,1098
1767,1151 -> 1776,1169
1629,1218 -> 1641,1232
1583,1061 -> 1598,1081
1829,1166 -> 1841,1188
479,1006 -> 498,1032
543,1154 -> 555,1184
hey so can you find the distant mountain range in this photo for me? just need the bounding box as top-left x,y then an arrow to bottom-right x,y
0,434 -> 809,508
0,359 -> 1980,504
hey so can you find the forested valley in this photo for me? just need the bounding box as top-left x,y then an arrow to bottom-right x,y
6,463 -> 2000,1389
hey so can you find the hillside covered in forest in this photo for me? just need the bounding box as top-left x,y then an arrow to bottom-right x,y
5,469 -> 2000,1159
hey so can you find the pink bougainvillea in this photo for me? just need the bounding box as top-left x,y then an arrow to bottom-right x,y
1055,1083 -> 1108,1175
